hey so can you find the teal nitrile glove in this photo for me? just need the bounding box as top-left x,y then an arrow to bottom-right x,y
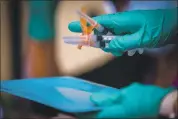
28,1 -> 57,41
88,83 -> 175,118
68,7 -> 178,56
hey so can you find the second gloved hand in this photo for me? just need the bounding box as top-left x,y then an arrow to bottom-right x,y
88,83 -> 175,118
68,7 -> 177,56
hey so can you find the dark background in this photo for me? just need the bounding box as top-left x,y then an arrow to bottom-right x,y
2,0 -> 177,118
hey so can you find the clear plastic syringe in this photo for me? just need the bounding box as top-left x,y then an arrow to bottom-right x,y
63,35 -> 115,48
76,10 -> 113,35
63,35 -> 144,55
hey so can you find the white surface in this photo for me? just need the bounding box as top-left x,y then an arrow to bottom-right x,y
160,90 -> 178,117
102,1 -> 117,14
55,1 -> 114,76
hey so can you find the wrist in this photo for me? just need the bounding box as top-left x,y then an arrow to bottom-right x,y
160,90 -> 178,117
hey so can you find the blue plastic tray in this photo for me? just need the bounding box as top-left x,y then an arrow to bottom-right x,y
0,76 -> 119,113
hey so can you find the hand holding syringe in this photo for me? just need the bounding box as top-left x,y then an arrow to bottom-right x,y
63,9 -> 144,56
67,7 -> 177,56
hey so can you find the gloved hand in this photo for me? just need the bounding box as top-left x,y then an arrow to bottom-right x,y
28,1 -> 57,41
86,83 -> 175,118
68,7 -> 177,56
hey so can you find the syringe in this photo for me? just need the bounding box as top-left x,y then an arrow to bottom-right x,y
63,35 -> 115,49
76,10 -> 144,55
76,10 -> 113,35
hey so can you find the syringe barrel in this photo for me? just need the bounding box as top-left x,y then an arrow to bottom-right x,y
63,35 -> 98,47
63,36 -> 84,44
63,35 -> 115,48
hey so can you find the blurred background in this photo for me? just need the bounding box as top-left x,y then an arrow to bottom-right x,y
0,0 -> 177,118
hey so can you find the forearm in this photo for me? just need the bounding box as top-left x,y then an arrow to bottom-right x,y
26,40 -> 59,77
160,90 -> 178,118
24,1 -> 59,78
